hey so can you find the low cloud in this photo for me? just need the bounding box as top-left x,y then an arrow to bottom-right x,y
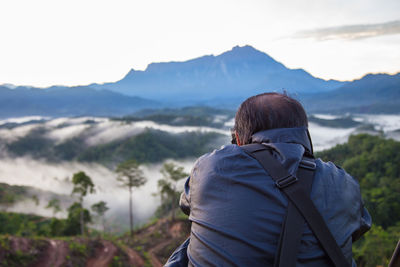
0,116 -> 230,147
295,20 -> 400,41
0,156 -> 195,230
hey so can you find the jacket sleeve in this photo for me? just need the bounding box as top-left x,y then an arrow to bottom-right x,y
179,177 -> 191,216
164,237 -> 190,267
352,206 -> 372,242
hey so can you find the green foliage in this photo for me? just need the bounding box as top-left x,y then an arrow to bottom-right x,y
317,134 -> 400,265
5,127 -> 53,158
317,134 -> 400,228
46,198 -> 61,216
71,171 -> 95,236
91,201 -> 109,217
0,212 -> 51,236
116,160 -> 147,237
0,236 -> 45,267
0,183 -> 28,205
91,201 -> 109,232
156,163 -> 188,219
116,160 -> 147,189
353,223 -> 400,267
71,171 -> 95,199
0,208 -> 93,238
48,218 -> 66,237
63,202 -> 91,236
78,129 -> 223,164
111,255 -> 124,267
3,112 -> 226,166
115,113 -> 225,128
68,242 -> 87,257
142,251 -> 153,267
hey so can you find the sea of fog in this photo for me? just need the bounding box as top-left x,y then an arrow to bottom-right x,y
0,114 -> 399,230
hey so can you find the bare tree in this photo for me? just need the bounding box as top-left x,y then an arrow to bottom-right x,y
115,160 -> 147,238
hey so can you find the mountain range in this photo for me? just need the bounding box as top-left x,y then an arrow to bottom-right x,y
0,45 -> 399,117
301,72 -> 400,113
91,45 -> 344,103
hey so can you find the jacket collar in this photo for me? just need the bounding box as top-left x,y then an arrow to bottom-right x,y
250,127 -> 313,154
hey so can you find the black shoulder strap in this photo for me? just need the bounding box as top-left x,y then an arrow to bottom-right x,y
273,158 -> 315,267
242,143 -> 350,267
389,240 -> 400,267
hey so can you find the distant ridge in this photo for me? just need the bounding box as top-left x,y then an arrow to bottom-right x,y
0,86 -> 158,118
301,72 -> 400,113
91,45 -> 345,102
1,46 -> 399,116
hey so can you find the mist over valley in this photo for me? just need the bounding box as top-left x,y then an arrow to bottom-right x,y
1,110 -> 400,231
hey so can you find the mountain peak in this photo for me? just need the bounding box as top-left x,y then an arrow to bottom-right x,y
121,68 -> 139,80
107,45 -> 346,101
218,45 -> 277,63
231,45 -> 259,52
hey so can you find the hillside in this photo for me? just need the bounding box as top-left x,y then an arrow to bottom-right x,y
0,217 -> 190,267
301,72 -> 400,113
1,119 -> 227,166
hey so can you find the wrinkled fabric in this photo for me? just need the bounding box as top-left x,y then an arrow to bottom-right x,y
168,127 -> 371,267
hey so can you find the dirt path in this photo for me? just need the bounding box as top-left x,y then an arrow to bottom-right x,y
148,220 -> 186,267
33,239 -> 68,267
10,237 -> 30,253
120,244 -> 145,267
86,240 -> 118,267
149,239 -> 171,267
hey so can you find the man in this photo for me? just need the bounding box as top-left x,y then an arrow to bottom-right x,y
166,92 -> 371,266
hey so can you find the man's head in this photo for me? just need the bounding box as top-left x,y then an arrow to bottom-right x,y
233,92 -> 308,145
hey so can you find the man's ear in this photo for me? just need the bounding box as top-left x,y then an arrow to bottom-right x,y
235,132 -> 242,146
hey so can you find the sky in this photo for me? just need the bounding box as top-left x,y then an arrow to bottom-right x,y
0,0 -> 399,87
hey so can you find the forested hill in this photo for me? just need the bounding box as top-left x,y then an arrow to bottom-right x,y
316,134 -> 400,266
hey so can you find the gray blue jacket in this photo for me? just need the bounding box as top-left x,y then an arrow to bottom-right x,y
167,127 -> 371,266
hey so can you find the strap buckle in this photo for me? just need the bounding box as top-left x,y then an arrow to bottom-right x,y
276,175 -> 298,189
299,159 -> 316,170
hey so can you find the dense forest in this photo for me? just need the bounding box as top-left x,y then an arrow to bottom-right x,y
4,128 -> 225,165
317,134 -> 400,266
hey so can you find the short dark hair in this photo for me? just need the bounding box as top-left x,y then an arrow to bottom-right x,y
233,92 -> 308,145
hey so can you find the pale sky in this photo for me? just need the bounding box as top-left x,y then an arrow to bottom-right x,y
0,0 -> 399,87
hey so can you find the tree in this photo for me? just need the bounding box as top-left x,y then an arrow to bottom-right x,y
157,162 -> 188,220
115,159 -> 147,237
71,171 -> 95,236
64,202 -> 91,236
91,201 -> 109,234
46,198 -> 61,217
